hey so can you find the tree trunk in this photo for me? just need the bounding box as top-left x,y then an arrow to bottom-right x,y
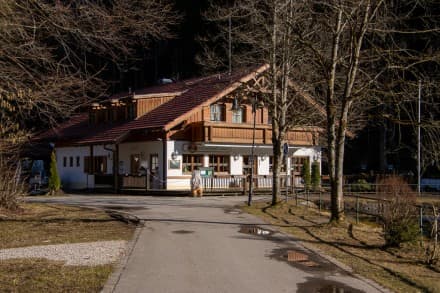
272,136 -> 283,205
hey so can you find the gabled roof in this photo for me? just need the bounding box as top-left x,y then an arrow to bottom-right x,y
36,65 -> 269,145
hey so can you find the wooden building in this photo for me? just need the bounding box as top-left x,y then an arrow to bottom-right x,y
36,65 -> 322,192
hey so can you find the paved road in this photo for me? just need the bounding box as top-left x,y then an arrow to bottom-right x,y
27,195 -> 385,293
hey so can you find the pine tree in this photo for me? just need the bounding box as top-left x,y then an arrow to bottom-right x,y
301,159 -> 311,191
48,151 -> 61,195
311,161 -> 321,191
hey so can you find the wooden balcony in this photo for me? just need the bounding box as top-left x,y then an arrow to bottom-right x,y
188,121 -> 317,146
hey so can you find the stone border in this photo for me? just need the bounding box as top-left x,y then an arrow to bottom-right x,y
100,211 -> 143,293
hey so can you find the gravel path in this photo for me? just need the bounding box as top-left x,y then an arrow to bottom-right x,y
0,240 -> 128,266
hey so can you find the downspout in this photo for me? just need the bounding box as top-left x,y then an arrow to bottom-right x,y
104,144 -> 118,193
162,135 -> 167,190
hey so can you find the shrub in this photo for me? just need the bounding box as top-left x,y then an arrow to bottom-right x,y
301,160 -> 311,190
379,176 -> 419,247
311,161 -> 320,191
48,151 -> 61,194
351,179 -> 373,192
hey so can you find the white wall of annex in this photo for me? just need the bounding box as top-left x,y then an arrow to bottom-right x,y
55,145 -> 113,189
292,147 -> 322,174
119,141 -> 163,175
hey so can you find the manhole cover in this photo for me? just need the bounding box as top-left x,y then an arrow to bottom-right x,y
239,225 -> 273,236
172,230 -> 194,234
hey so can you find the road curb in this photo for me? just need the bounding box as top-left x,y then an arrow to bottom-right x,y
293,238 -> 392,293
101,212 -> 144,293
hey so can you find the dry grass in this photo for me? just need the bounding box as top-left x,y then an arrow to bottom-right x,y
0,203 -> 135,249
242,200 -> 440,293
0,203 -> 136,292
0,259 -> 112,292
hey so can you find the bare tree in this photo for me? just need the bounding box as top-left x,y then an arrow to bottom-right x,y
0,0 -> 179,208
200,0 -> 439,218
200,0 -> 323,205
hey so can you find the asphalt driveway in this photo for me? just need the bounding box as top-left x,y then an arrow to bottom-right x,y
27,195 -> 386,293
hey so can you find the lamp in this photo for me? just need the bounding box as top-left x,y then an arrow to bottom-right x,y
233,154 -> 240,161
261,154 -> 267,161
230,95 -> 263,206
171,151 -> 178,160
231,97 -> 241,113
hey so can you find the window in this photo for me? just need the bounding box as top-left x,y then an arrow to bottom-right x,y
210,104 -> 225,121
150,154 -> 159,174
69,157 -> 73,167
84,156 -> 107,174
76,156 -> 80,167
182,155 -> 203,174
232,107 -> 245,123
130,154 -> 140,174
243,155 -> 257,175
209,155 -> 230,173
63,157 -> 67,167
291,156 -> 309,174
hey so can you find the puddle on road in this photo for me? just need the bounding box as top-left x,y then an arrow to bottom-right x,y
102,205 -> 146,211
239,225 -> 274,236
297,278 -> 365,293
172,230 -> 195,234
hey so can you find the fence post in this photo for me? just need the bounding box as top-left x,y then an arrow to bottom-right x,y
319,191 -> 322,215
242,177 -> 246,195
356,195 -> 359,224
306,190 -> 309,209
295,188 -> 298,206
420,206 -> 424,237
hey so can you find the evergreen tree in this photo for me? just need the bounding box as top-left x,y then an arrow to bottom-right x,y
311,161 -> 321,191
301,159 -> 311,191
48,151 -> 61,194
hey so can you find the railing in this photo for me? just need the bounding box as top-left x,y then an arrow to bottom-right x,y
120,174 -> 149,189
288,185 -> 439,237
201,175 -> 295,193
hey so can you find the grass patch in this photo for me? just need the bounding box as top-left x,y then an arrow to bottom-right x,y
242,200 -> 440,293
0,258 -> 112,292
0,203 -> 135,249
0,203 -> 136,292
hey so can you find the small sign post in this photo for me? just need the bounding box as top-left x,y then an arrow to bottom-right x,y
283,142 -> 289,156
283,142 -> 289,202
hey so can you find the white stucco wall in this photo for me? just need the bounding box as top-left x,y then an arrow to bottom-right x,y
230,156 -> 243,175
258,156 -> 270,175
292,147 -> 322,174
55,145 -> 113,189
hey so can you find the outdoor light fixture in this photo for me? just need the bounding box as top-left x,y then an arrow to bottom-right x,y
233,154 -> 240,161
231,97 -> 241,113
261,155 -> 268,161
171,151 -> 178,160
231,95 -> 263,206
248,95 -> 263,206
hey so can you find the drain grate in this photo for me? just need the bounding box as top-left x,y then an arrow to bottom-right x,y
287,250 -> 309,262
286,250 -> 320,267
